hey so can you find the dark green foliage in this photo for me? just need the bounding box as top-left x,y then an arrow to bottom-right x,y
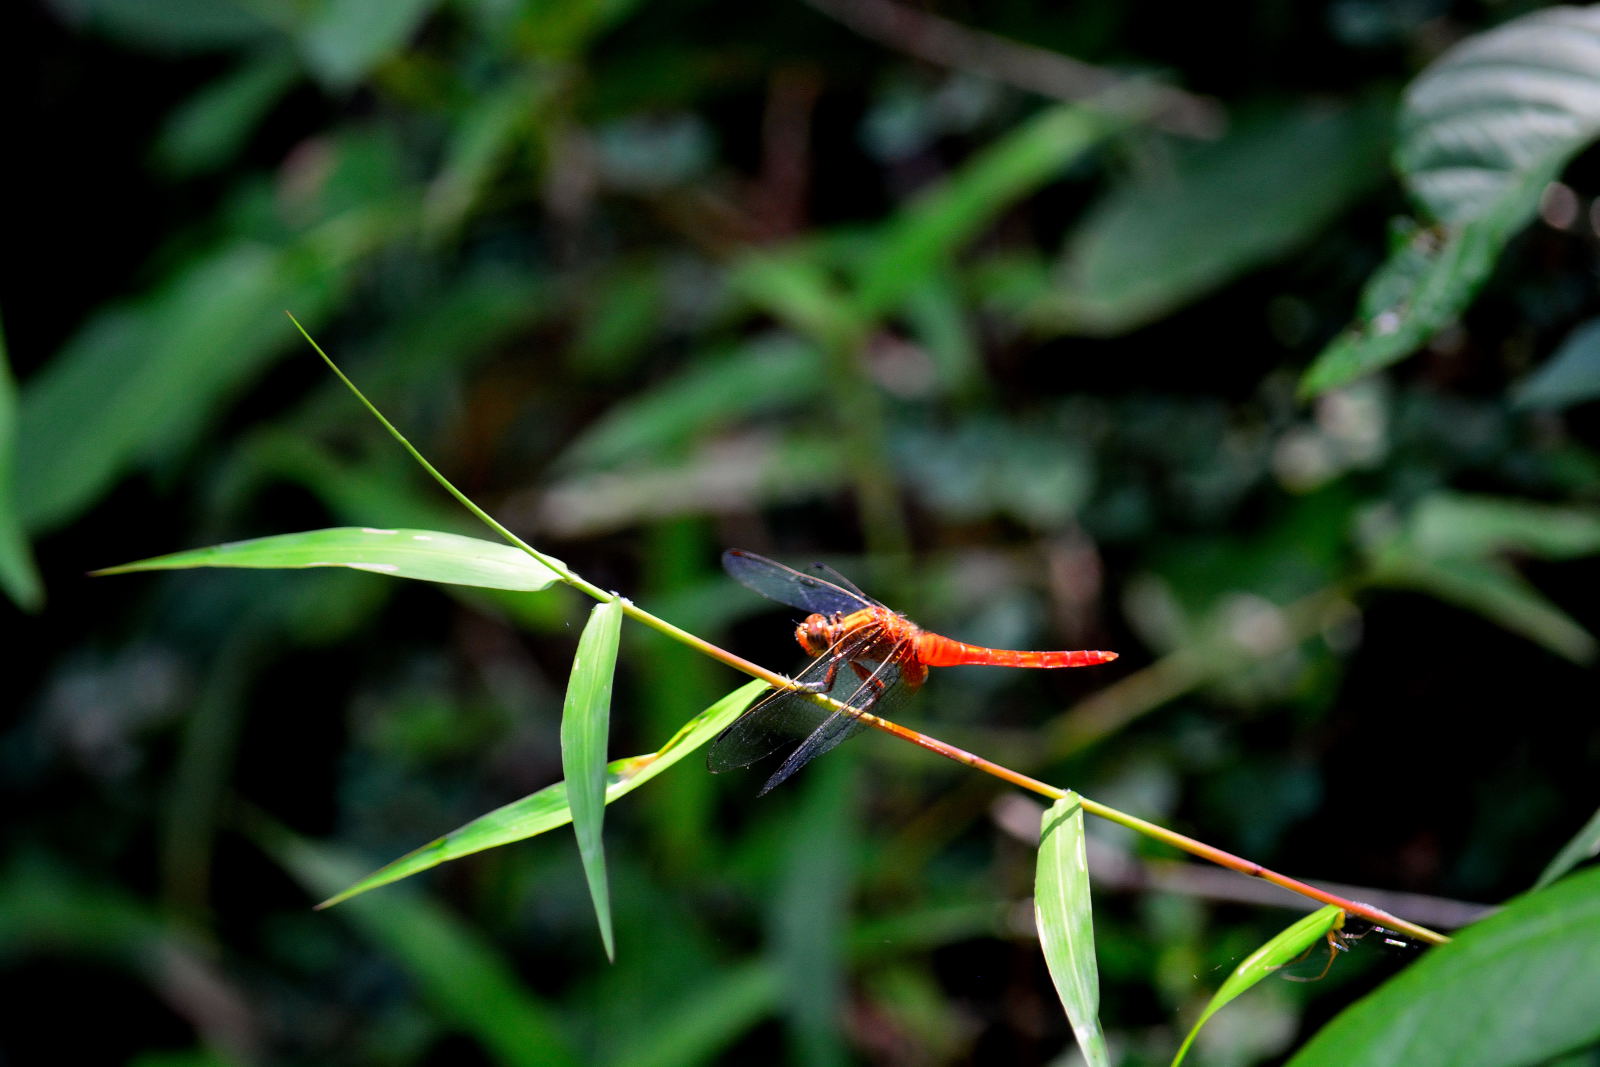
8,1 -> 1600,1063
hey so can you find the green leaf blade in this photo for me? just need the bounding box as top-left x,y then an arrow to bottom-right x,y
1172,906 -> 1343,1066
1289,865 -> 1600,1067
1534,806 -> 1600,890
561,600 -> 624,960
1035,793 -> 1109,1067
94,527 -> 563,593
856,105 -> 1118,317
0,317 -> 42,611
318,680 -> 764,908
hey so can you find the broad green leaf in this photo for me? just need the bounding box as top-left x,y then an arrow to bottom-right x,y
1398,6 -> 1600,225
154,51 -> 300,176
297,0 -> 441,89
318,680 -> 764,907
1303,6 -> 1600,396
562,600 -> 624,960
856,105 -> 1119,318
94,527 -> 563,593
557,337 -> 825,471
1035,793 -> 1109,1067
1290,865 -> 1600,1067
0,318 -> 42,611
1298,164 -> 1553,397
266,828 -> 580,1067
1362,494 -> 1600,663
1514,317 -> 1600,410
1051,100 -> 1391,335
1535,806 -> 1600,890
14,216 -> 385,535
1172,906 -> 1343,1066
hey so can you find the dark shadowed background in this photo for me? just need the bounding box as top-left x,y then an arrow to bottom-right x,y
5,0 -> 1599,1063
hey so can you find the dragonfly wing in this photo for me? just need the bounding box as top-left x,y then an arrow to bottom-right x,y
757,708 -> 868,795
804,560 -> 871,601
755,655 -> 903,793
708,625 -> 907,789
723,549 -> 873,616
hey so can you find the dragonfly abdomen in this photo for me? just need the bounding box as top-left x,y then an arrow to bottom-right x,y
914,633 -> 1118,669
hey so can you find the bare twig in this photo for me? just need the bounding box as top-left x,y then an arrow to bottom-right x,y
801,0 -> 1224,137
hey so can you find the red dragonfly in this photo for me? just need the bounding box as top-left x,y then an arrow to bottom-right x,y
709,549 -> 1118,793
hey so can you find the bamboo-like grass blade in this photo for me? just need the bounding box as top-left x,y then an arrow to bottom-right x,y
1172,905 -> 1343,1066
562,600 -> 623,960
318,681 -> 765,908
94,526 -> 563,592
1035,793 -> 1109,1067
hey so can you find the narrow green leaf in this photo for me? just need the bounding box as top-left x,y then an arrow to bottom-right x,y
1303,5 -> 1600,396
1535,806 -> 1600,890
1289,865 -> 1600,1067
424,73 -> 545,239
1172,906 -> 1343,1066
562,600 -> 624,960
856,105 -> 1118,317
1514,317 -> 1600,410
1368,551 -> 1595,664
264,828 -> 581,1067
557,337 -> 825,471
1035,793 -> 1109,1067
94,527 -> 563,593
1406,494 -> 1600,561
319,680 -> 765,908
1398,6 -> 1600,225
0,317 -> 42,611
153,50 -> 300,176
1299,163 -> 1553,397
1052,100 -> 1391,335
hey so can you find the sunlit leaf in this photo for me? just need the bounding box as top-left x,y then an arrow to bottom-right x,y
1514,317 -> 1600,410
94,527 -> 564,593
562,600 -> 624,960
1398,6 -> 1600,225
1534,806 -> 1600,890
0,318 -> 41,611
318,681 -> 765,907
1035,793 -> 1109,1067
1290,865 -> 1600,1066
1303,6 -> 1600,396
1172,906 -> 1343,1065
265,828 -> 581,1067
1052,100 -> 1391,335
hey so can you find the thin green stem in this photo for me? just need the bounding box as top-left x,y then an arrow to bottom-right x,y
295,316 -> 1450,949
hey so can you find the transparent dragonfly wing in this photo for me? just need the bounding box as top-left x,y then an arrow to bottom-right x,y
708,631 -> 909,792
722,549 -> 876,616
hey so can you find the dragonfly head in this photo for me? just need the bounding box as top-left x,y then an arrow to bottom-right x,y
795,614 -> 833,655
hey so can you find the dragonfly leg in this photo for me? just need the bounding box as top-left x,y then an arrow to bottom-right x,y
847,661 -> 888,711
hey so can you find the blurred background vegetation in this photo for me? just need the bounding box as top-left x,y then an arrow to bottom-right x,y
6,0 -> 1600,1063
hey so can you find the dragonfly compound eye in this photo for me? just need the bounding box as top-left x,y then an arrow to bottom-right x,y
795,615 -> 833,655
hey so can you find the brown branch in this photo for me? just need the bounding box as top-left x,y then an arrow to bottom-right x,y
801,0 -> 1224,137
